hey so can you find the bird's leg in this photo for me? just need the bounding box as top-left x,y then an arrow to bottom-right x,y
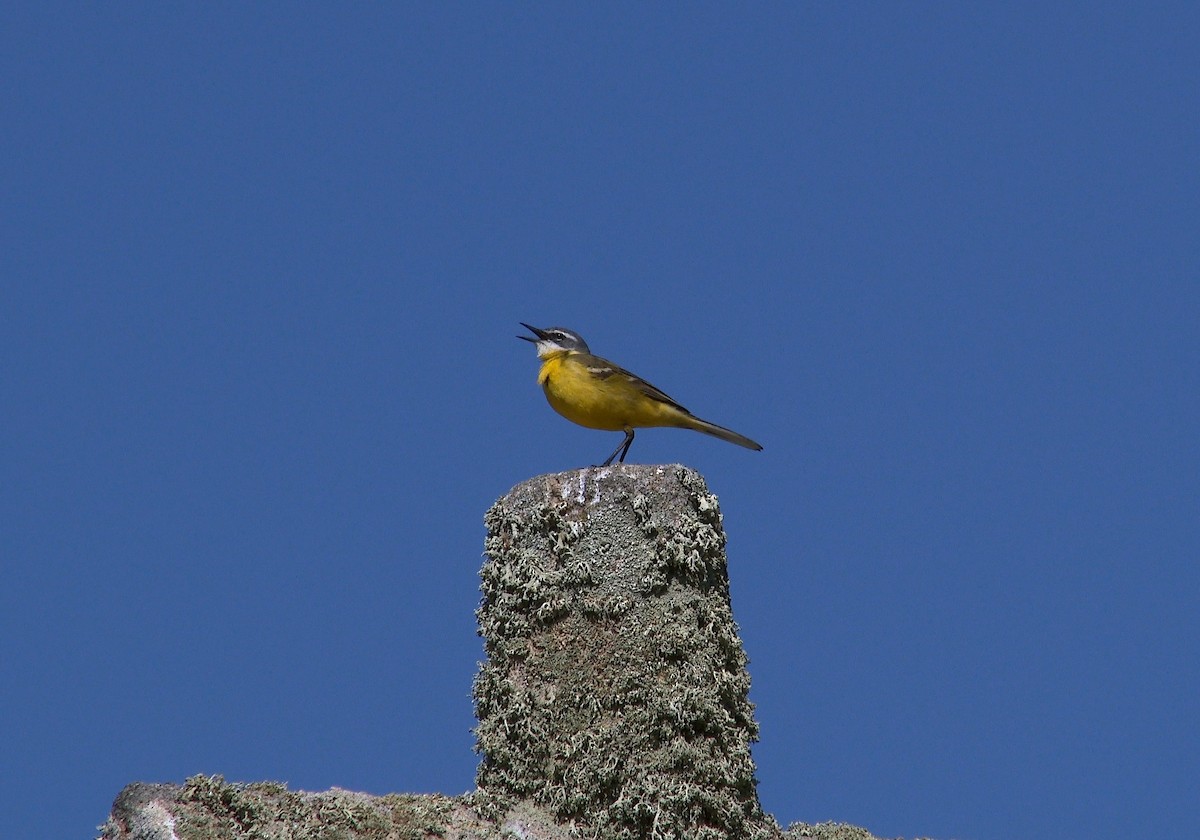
600,428 -> 635,466
617,428 -> 635,463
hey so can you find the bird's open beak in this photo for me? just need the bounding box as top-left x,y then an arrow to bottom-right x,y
518,322 -> 547,342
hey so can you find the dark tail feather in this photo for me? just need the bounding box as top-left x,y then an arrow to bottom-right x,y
685,416 -> 763,451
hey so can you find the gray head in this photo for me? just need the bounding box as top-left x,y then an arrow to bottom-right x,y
518,323 -> 591,357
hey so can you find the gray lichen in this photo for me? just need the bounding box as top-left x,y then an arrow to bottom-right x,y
474,465 -> 776,840
100,774 -> 464,840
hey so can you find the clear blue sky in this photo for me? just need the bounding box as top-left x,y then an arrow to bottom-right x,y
3,5 -> 1197,840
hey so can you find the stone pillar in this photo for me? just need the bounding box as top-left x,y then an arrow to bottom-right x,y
474,464 -> 777,840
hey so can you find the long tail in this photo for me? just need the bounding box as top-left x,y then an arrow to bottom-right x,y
682,415 -> 763,451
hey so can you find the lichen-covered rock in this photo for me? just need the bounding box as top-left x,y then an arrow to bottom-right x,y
99,467 -> 923,840
100,775 -> 461,840
98,775 -> 579,840
474,464 -> 777,840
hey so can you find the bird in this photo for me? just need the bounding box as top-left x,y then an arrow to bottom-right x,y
518,323 -> 763,466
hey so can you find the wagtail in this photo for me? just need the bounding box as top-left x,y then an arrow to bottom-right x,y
519,323 -> 762,466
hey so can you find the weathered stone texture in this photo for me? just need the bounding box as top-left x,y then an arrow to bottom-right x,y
474,465 -> 774,840
100,466 -> 912,840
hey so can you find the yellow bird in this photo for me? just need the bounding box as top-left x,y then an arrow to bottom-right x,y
519,323 -> 763,466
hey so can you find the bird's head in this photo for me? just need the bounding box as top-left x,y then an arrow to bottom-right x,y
518,323 -> 591,358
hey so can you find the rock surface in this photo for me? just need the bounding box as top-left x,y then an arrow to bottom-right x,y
99,466 -> 918,840
99,774 -> 896,839
474,465 -> 771,839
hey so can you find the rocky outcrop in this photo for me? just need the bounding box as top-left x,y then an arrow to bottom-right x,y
100,466 -> 904,840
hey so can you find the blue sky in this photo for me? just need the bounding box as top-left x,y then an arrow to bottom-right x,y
3,5 -> 1197,839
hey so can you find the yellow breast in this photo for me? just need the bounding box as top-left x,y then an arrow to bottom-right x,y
537,354 -> 682,431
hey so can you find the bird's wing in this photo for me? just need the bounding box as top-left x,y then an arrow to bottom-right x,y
579,352 -> 690,413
